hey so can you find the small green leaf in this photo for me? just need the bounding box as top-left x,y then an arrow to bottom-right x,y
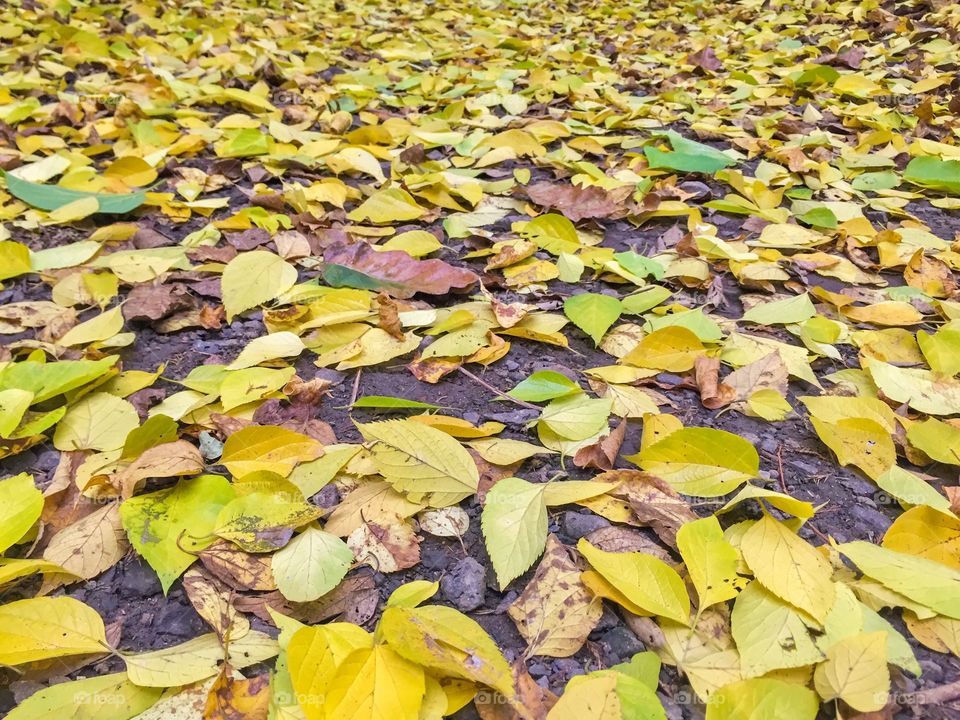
507,371 -> 580,402
351,395 -> 444,410
564,293 -> 622,345
644,130 -> 737,174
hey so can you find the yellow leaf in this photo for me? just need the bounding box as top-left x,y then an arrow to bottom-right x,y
357,418 -> 479,506
346,187 -> 426,223
882,505 -> 960,570
740,515 -> 835,622
545,674 -> 620,719
706,678 -> 819,720
226,331 -> 306,370
621,326 -> 705,372
379,604 -> 515,698
864,358 -> 960,415
220,425 -> 324,478
287,623 -> 373,720
53,392 -> 140,452
577,539 -> 690,624
810,417 -> 894,480
221,251 -> 298,322
630,427 -> 758,497
537,394 -> 612,442
839,541 -> 960,619
124,631 -> 278,687
58,305 -> 124,346
48,195 -> 100,223
677,517 -> 744,612
6,673 -> 161,720
324,644 -> 425,720
813,632 -> 889,712
0,597 -> 107,665
0,472 -> 41,553
731,581 -> 824,677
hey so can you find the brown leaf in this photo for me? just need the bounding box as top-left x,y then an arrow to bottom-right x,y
376,292 -> 405,340
183,566 -> 250,643
203,668 -> 270,720
113,440 -> 205,499
346,517 -> 421,573
199,539 -> 277,591
525,182 -> 630,222
123,283 -> 196,323
286,569 -> 379,625
687,46 -> 724,72
508,535 -> 602,658
596,469 -> 697,548
573,419 -> 627,471
476,662 -> 557,720
694,356 -> 736,410
324,241 -> 478,299
585,526 -> 673,563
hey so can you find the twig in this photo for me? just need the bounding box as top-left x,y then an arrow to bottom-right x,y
349,368 -> 362,406
776,443 -> 789,495
458,366 -> 540,410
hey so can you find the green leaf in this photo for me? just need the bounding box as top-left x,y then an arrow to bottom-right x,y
538,393 -> 612,441
644,130 -> 737,174
621,286 -> 672,315
481,476 -> 547,589
271,526 -> 353,602
507,370 -> 581,402
351,395 -> 444,410
613,251 -> 665,280
0,356 -> 118,403
904,156 -> 960,195
563,293 -> 623,345
120,475 -> 235,593
2,170 -> 145,214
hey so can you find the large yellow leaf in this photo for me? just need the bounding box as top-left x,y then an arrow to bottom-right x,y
839,541 -> 960,619
706,678 -> 818,720
123,631 -> 278,687
813,631 -> 889,712
730,582 -> 824,677
739,514 -> 835,622
324,644 -> 425,720
677,516 -> 744,613
53,392 -> 139,451
6,673 -> 162,720
577,539 -> 690,624
221,250 -> 298,322
357,418 -> 479,506
882,505 -> 960,570
864,358 -> 960,415
220,425 -> 324,478
0,597 -> 107,665
0,472 -> 42,553
481,476 -> 547,589
630,427 -> 758,497
287,623 -> 372,720
379,604 -> 514,698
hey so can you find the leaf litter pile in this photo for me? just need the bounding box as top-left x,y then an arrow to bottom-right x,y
5,0 -> 960,717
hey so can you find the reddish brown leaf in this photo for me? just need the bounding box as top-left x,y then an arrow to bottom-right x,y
323,241 -> 478,299
525,182 -> 630,222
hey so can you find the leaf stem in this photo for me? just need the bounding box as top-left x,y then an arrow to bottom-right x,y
457,367 -> 541,411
